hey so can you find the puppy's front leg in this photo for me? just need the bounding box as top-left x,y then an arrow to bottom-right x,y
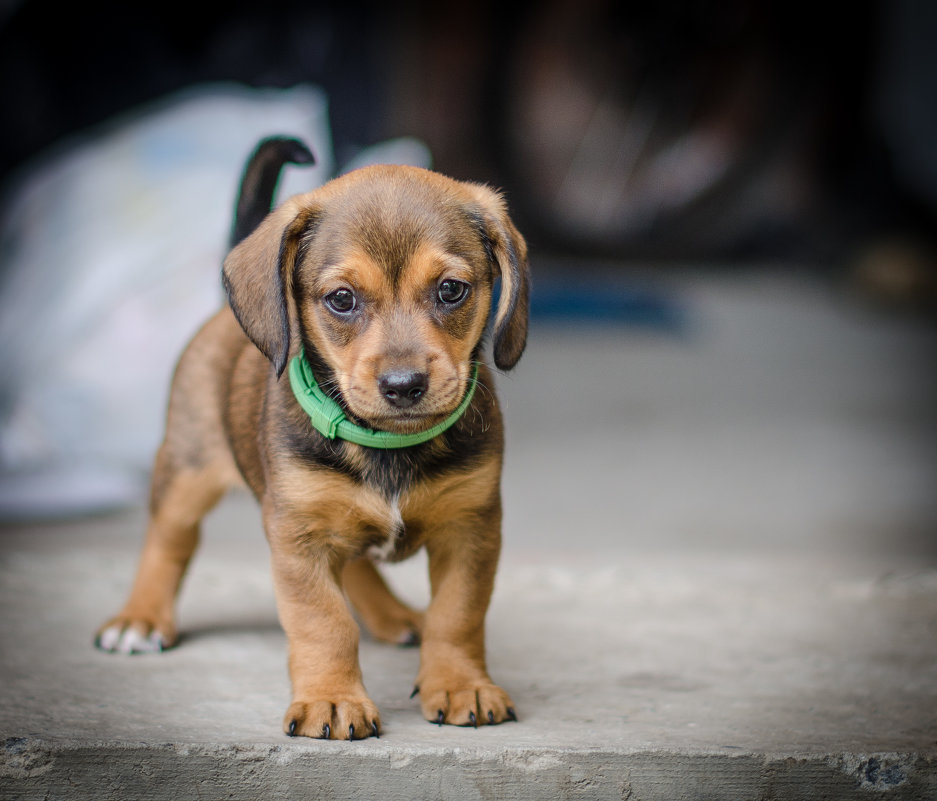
267,517 -> 380,740
343,557 -> 425,646
415,513 -> 516,727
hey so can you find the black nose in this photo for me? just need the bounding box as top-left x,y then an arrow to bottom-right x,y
379,370 -> 429,409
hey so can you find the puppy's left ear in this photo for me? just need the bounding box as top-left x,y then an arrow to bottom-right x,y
468,185 -> 531,370
222,196 -> 318,376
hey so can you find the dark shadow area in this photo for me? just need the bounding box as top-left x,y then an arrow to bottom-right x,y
175,618 -> 283,647
2,0 -> 937,293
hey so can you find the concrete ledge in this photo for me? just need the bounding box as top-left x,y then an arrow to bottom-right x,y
3,497 -> 936,800
4,739 -> 936,801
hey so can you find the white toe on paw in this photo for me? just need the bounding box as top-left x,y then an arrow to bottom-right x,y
97,625 -> 164,654
96,625 -> 123,652
117,628 -> 164,654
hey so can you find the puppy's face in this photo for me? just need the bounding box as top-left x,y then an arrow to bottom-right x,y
223,166 -> 530,433
298,224 -> 490,432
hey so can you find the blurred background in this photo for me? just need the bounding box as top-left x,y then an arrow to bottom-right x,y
4,0 -> 937,265
1,0 -> 936,519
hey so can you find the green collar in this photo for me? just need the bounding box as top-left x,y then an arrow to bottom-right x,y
288,352 -> 479,449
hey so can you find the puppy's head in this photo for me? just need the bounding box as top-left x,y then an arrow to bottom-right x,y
223,165 -> 529,433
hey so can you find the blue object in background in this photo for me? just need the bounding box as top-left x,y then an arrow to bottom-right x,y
528,278 -> 688,334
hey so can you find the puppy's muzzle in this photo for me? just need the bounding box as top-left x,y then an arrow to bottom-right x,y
379,370 -> 429,409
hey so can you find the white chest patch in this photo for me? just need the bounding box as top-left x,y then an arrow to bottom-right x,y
367,495 -> 404,562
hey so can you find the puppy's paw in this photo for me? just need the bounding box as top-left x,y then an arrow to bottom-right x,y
284,694 -> 381,740
94,617 -> 176,655
416,676 -> 516,728
363,608 -> 425,647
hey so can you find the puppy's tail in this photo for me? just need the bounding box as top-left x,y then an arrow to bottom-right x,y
230,136 -> 315,247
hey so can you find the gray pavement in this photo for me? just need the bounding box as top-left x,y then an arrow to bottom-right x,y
2,268 -> 937,800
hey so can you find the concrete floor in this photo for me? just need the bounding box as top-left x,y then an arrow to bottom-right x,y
2,267 -> 936,800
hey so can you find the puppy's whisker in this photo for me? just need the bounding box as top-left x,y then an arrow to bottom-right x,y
323,384 -> 344,403
316,374 -> 348,404
468,372 -> 495,404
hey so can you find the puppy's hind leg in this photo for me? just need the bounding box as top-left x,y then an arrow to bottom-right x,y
343,558 -> 425,646
95,449 -> 228,654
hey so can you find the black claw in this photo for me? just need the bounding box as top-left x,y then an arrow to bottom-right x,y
506,707 -> 518,722
322,723 -> 331,740
469,711 -> 477,728
487,710 -> 495,725
348,723 -> 355,740
436,709 -> 445,726
371,720 -> 380,738
399,629 -> 421,647
410,685 -> 420,699
287,720 -> 297,737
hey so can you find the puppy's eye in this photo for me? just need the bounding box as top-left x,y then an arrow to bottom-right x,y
325,288 -> 357,314
437,279 -> 469,305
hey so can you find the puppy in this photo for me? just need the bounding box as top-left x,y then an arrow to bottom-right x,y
96,137 -> 530,740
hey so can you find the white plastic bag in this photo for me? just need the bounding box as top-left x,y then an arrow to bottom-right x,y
0,82 -> 429,518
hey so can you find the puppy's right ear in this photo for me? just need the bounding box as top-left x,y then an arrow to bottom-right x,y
222,196 -> 318,377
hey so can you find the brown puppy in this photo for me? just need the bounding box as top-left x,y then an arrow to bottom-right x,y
95,138 -> 530,740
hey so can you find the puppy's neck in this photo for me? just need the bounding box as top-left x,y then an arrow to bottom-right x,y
289,350 -> 479,449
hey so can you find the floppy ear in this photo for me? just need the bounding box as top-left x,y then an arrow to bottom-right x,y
468,185 -> 531,370
222,196 -> 318,376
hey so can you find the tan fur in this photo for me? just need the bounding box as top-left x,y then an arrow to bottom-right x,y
96,164 -> 529,739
